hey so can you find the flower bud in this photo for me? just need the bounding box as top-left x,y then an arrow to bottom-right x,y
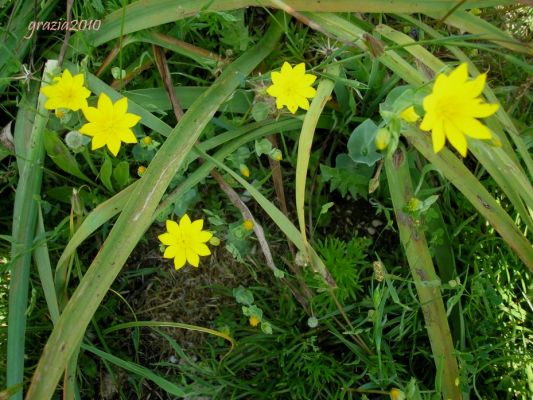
375,128 -> 391,151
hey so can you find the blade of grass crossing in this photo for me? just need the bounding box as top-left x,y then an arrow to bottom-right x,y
384,146 -> 461,400
296,64 -> 339,245
7,61 -> 54,400
26,17 -> 284,399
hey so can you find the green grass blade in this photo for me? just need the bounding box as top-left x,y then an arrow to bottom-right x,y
7,60 -> 54,399
33,207 -> 60,323
77,0 -> 513,47
26,17 -> 284,399
81,343 -> 189,397
103,320 -> 235,352
424,10 -> 533,55
124,87 -> 253,114
138,31 -> 222,67
385,146 -> 461,400
296,64 -> 339,245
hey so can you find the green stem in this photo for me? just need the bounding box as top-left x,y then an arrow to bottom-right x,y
7,61 -> 54,400
385,146 -> 461,400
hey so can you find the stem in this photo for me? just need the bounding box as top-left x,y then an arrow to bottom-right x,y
384,146 -> 461,400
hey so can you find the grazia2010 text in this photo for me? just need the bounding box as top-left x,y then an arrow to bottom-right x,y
24,19 -> 101,39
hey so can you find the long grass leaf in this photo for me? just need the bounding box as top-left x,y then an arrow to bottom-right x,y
385,146 -> 460,400
296,64 -> 339,244
81,344 -> 189,397
7,60 -> 54,400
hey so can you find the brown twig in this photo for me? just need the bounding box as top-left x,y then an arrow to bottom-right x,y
58,0 -> 74,67
96,40 -> 123,77
265,135 -> 295,254
153,45 -> 184,120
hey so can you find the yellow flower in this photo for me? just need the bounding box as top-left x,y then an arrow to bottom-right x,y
400,106 -> 420,123
243,219 -> 254,230
41,69 -> 90,111
137,165 -> 146,176
80,93 -> 141,156
239,164 -> 250,178
249,316 -> 260,327
142,136 -> 153,145
266,62 -> 317,114
420,63 -> 499,157
389,388 -> 405,400
158,214 -> 213,270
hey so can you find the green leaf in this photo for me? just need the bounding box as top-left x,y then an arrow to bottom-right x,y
112,161 -> 130,189
261,321 -> 273,334
320,154 -> 373,199
347,119 -> 383,166
251,102 -> 270,122
99,155 -> 114,192
0,143 -> 10,162
233,285 -> 254,305
43,130 -> 92,183
255,138 -> 273,156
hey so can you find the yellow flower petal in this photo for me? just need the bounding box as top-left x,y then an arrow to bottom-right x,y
117,128 -> 138,144
296,96 -> 309,110
114,97 -> 128,115
281,62 -> 292,75
179,214 -> 192,231
158,233 -> 176,246
164,245 -> 178,259
270,71 -> 282,85
192,242 -> 211,256
106,137 -> 122,156
463,73 -> 486,98
98,92 -> 113,109
166,220 -> 180,235
287,103 -> 298,114
457,117 -> 492,139
444,120 -> 468,157
448,62 -> 468,84
432,119 -> 446,154
174,251 -> 187,270
120,113 -> 142,128
197,230 -> 213,242
293,63 -> 306,75
91,134 -> 107,150
400,106 -> 420,123
186,249 -> 200,267
301,74 -> 317,86
191,219 -> 204,232
467,101 -> 499,118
